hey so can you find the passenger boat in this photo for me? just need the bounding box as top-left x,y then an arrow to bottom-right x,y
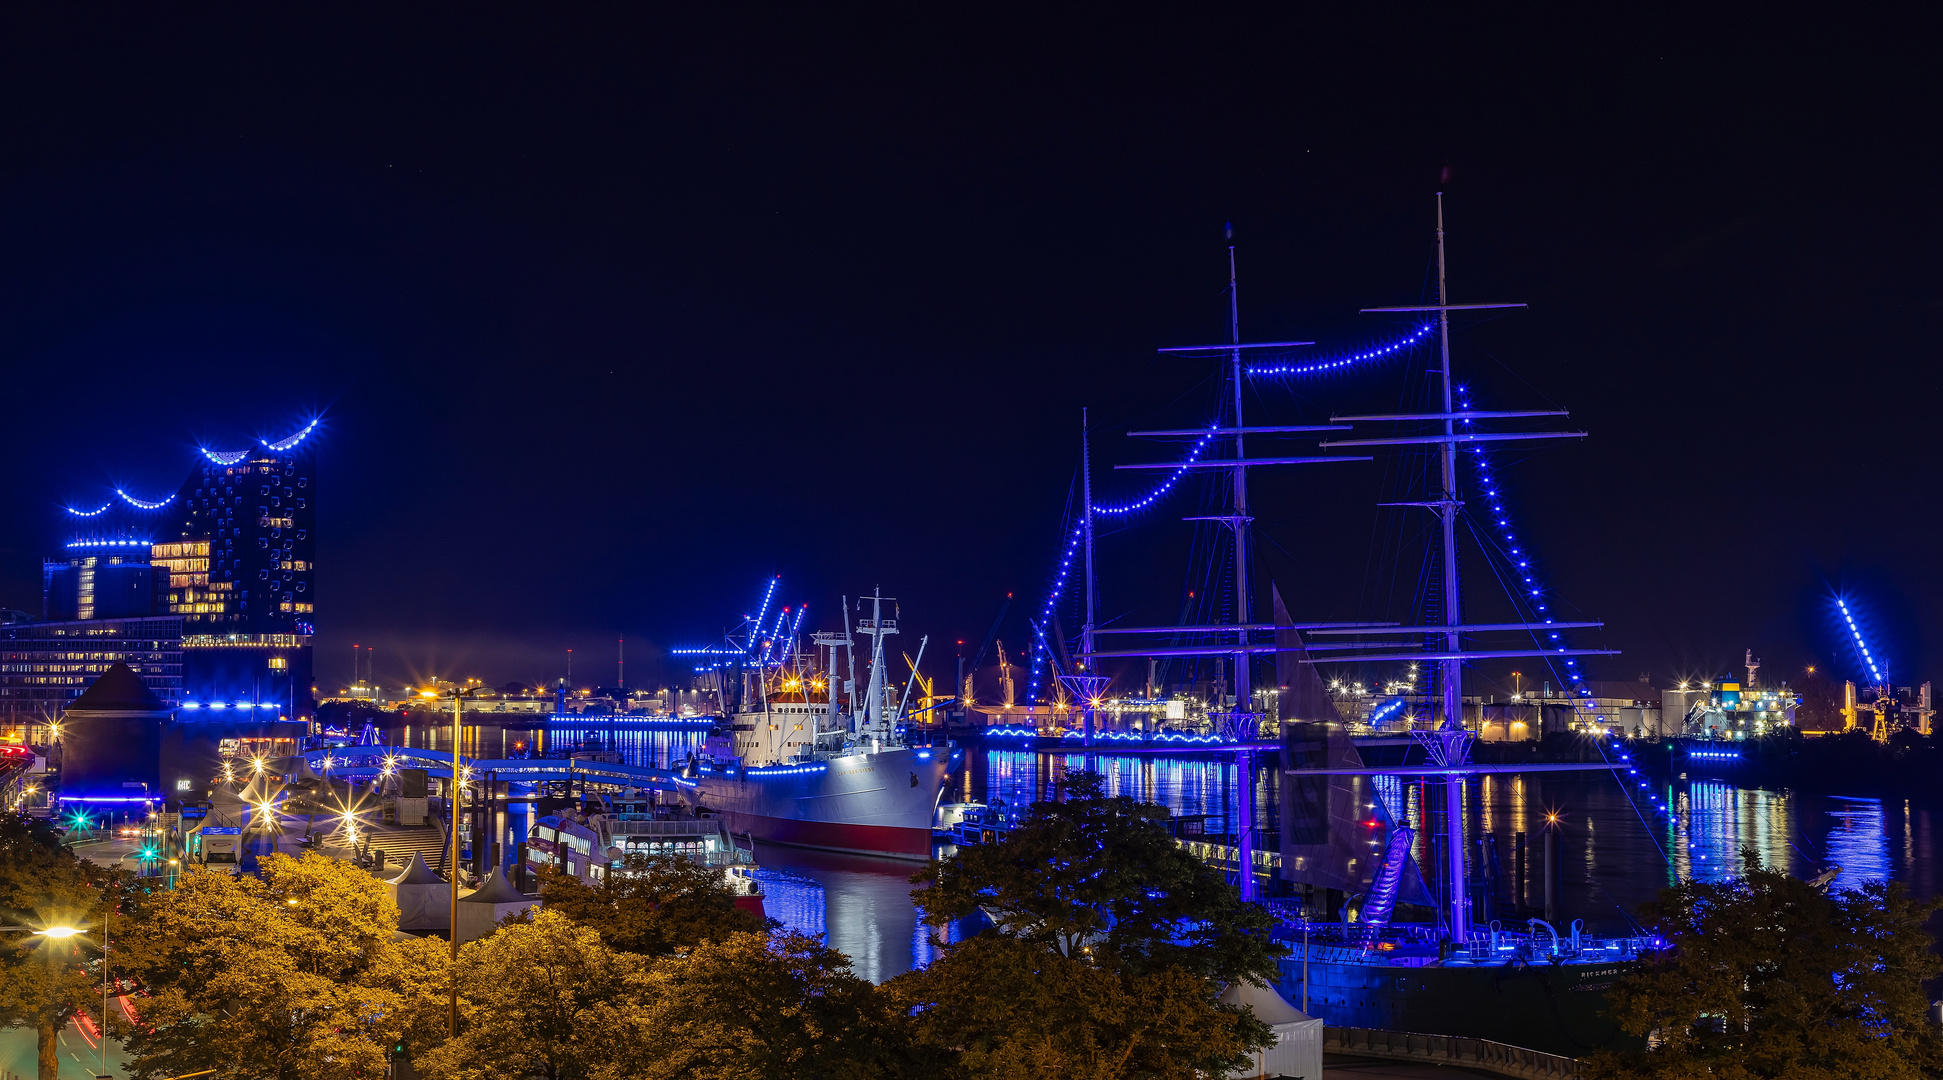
525,790 -> 765,917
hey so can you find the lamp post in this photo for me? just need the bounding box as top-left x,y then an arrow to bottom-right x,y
445,685 -> 485,1039
2,924 -> 98,1078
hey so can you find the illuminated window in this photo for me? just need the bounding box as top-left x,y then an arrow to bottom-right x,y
268,657 -> 287,670
279,602 -> 292,612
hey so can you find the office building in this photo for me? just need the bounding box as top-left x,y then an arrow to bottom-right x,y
0,420 -> 318,723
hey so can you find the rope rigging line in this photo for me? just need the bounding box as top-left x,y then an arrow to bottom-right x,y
1456,386 -> 1683,846
1019,321 -> 1437,707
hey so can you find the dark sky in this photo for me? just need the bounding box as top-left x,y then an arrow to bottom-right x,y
0,7 -> 1936,698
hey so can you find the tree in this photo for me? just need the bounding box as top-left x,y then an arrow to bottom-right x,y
912,772 -> 1282,984
0,813 -> 115,1080
536,851 -> 771,956
613,930 -> 909,1080
1584,853 -> 1943,1080
414,908 -> 646,1080
886,934 -> 1265,1080
898,772 -> 1277,1079
115,852 -> 445,1080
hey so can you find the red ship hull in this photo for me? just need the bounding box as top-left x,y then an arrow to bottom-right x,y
691,746 -> 948,861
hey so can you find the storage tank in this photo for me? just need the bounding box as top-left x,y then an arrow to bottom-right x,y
60,661 -> 170,810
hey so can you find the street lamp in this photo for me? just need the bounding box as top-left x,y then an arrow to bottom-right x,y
444,685 -> 488,1038
5,919 -> 107,1078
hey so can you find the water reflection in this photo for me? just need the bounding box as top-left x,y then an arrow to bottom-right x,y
749,844 -> 976,984
1822,797 -> 1889,893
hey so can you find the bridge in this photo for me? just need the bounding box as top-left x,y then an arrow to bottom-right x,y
298,747 -> 684,790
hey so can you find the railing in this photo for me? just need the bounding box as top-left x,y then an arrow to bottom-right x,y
1326,1027 -> 1580,1080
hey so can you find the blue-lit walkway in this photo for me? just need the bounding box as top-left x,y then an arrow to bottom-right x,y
300,747 -> 681,789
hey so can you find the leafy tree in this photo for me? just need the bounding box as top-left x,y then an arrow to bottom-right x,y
912,772 -> 1282,984
611,930 -> 909,1080
900,772 -> 1277,1079
537,851 -> 771,956
1585,853 -> 1943,1080
114,852 -> 445,1080
0,813 -> 115,1080
415,908 -> 646,1080
886,933 -> 1266,1080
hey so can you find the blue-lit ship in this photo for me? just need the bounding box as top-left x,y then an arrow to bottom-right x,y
682,589 -> 951,860
1042,202 -> 1652,1057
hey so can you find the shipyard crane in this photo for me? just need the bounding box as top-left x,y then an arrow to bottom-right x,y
903,651 -> 945,725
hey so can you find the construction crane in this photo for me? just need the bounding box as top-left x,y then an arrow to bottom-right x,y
903,651 -> 942,725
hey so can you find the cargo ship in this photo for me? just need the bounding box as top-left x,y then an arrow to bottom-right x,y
683,590 -> 951,860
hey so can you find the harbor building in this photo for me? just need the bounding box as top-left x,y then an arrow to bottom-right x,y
0,420 -> 318,727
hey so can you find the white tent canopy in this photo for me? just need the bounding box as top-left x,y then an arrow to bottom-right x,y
387,853 -> 450,931
455,866 -> 537,943
1221,980 -> 1323,1080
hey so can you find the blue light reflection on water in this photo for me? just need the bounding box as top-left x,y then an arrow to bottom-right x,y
748,845 -> 977,984
421,731 -> 1943,979
1822,796 -> 1891,893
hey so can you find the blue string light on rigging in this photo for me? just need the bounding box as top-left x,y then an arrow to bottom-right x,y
1246,325 -> 1433,379
1023,322 -> 1436,707
1458,386 -> 1687,832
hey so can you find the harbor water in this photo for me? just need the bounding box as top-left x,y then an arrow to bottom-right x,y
390,719 -> 1943,983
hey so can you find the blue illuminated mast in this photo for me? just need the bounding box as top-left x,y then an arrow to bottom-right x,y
1317,194 -> 1614,942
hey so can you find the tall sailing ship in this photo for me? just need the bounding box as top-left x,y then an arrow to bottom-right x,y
682,589 -> 950,860
1042,200 -> 1653,1057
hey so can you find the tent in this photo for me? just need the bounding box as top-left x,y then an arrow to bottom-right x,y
387,853 -> 450,931
454,866 -> 536,943
1221,980 -> 1323,1080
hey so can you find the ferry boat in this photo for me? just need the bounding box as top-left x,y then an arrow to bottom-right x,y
683,590 -> 952,860
526,790 -> 765,917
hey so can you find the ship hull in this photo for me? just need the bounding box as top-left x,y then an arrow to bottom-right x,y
1278,950 -> 1641,1058
691,747 -> 949,861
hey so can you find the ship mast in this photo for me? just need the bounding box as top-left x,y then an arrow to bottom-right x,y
1321,193 -> 1607,943
855,589 -> 898,746
1429,195 -> 1472,941
1226,226 -> 1252,710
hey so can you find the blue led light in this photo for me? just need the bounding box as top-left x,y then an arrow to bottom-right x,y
1835,598 -> 1885,684
65,539 -> 153,549
65,503 -> 111,517
752,577 -> 778,646
1245,325 -> 1434,378
1091,424 -> 1220,516
263,419 -> 319,452
201,448 -> 251,465
116,488 -> 176,510
1459,386 -> 1598,709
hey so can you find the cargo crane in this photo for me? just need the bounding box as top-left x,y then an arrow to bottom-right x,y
1835,597 -> 1932,741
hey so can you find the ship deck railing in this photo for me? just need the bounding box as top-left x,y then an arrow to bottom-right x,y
1267,911 -> 1661,966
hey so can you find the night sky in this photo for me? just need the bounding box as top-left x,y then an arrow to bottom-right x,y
0,8 -> 1935,698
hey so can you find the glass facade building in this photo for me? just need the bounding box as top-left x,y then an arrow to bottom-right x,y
2,422 -> 318,723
